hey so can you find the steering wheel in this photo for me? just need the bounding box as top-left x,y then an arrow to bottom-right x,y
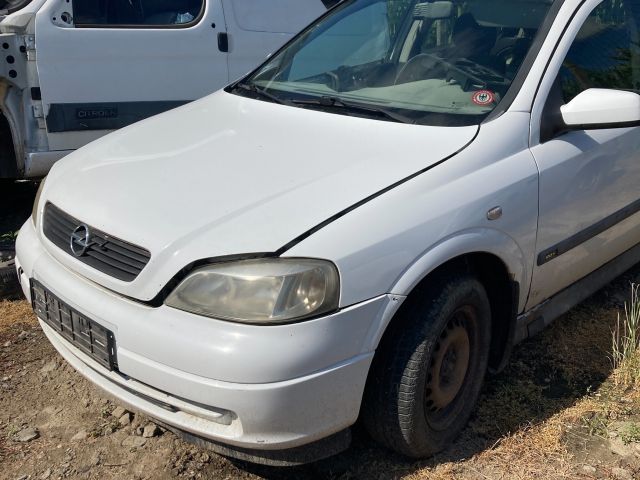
394,53 -> 451,85
396,53 -> 509,91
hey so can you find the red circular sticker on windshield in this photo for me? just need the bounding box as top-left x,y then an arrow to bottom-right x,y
471,90 -> 495,106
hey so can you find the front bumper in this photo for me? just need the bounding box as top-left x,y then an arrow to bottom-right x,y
16,220 -> 402,459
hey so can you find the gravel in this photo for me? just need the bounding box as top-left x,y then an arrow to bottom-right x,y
143,423 -> 162,438
14,427 -> 39,442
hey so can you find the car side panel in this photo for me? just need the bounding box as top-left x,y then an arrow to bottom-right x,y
285,112 -> 539,314
528,129 -> 640,307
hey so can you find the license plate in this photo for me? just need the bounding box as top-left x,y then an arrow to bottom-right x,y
30,279 -> 117,370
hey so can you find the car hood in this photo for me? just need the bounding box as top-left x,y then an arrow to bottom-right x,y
43,90 -> 478,301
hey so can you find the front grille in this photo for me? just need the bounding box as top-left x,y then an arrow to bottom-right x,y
31,279 -> 117,370
43,202 -> 151,282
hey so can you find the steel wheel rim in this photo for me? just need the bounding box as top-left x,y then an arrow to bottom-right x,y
424,306 -> 476,430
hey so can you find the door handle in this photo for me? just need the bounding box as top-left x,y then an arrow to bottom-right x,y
218,32 -> 229,53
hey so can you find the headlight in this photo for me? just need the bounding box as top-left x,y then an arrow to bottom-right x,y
165,258 -> 340,324
31,176 -> 47,227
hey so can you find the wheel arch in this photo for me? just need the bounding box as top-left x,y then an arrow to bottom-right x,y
375,229 -> 529,372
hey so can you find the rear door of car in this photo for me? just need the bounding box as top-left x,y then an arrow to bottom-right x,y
34,0 -> 228,152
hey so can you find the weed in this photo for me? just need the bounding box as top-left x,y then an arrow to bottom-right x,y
99,405 -> 111,418
89,419 -> 118,438
4,424 -> 20,438
619,422 -> 640,445
581,411 -> 608,438
611,283 -> 640,385
0,231 -> 18,243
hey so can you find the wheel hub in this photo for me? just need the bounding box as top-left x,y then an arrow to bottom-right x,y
426,314 -> 471,412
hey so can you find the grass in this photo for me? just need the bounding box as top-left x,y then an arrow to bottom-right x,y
581,410 -> 608,438
0,231 -> 18,243
612,283 -> 640,386
619,422 -> 640,445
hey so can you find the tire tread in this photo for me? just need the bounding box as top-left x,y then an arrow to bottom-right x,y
362,271 -> 491,457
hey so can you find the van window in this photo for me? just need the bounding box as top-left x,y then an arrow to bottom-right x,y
73,0 -> 205,27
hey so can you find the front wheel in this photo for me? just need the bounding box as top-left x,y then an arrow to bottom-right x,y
362,273 -> 491,457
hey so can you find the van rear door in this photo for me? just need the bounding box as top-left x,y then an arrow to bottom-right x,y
34,0 -> 229,152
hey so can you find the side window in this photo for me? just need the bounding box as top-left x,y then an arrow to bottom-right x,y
559,0 -> 640,103
73,0 -> 205,28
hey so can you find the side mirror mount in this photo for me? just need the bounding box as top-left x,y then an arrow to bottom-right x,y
560,88 -> 640,130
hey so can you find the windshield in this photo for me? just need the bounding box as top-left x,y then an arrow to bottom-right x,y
232,0 -> 555,126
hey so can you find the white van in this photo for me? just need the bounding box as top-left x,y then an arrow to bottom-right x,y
0,0 -> 332,178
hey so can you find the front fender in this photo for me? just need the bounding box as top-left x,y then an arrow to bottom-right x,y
390,227 -> 530,312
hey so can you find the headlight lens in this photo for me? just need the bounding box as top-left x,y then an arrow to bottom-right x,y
165,258 -> 340,324
31,176 -> 47,227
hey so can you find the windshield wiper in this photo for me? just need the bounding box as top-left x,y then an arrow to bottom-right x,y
291,96 -> 415,124
233,82 -> 293,106
232,87 -> 416,124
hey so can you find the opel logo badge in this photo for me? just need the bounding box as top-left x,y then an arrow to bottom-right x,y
70,224 -> 93,257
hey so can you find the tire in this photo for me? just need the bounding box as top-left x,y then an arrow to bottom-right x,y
362,272 -> 491,458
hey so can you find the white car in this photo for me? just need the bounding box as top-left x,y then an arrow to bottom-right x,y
15,0 -> 640,466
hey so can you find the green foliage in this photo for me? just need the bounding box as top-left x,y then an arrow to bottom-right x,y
619,422 -> 640,445
612,283 -> 640,371
581,411 -> 608,438
560,0 -> 636,103
0,230 -> 18,243
594,0 -> 626,24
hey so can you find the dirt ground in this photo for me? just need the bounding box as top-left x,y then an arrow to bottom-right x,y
2,180 -> 640,479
